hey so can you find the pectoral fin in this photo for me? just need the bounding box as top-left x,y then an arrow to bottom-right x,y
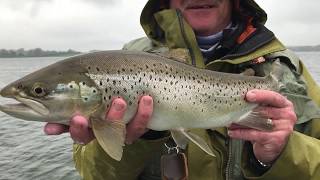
235,109 -> 274,131
171,130 -> 189,149
91,118 -> 126,161
171,129 -> 215,157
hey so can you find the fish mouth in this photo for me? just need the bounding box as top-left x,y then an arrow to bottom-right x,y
0,95 -> 49,121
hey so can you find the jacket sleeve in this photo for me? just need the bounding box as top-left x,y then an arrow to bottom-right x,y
73,137 -> 169,180
241,58 -> 320,179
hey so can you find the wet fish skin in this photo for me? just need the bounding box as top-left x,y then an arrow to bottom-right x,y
0,50 -> 281,160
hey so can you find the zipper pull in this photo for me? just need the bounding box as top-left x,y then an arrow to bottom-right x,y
161,143 -> 189,180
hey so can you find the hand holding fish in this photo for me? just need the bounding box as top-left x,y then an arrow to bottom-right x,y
44,96 -> 153,145
228,89 -> 297,164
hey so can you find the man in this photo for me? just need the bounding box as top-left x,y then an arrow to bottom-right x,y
45,0 -> 320,179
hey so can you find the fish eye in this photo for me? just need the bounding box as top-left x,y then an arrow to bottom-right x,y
32,83 -> 47,97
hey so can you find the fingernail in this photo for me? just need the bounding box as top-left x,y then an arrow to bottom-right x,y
71,116 -> 84,128
247,91 -> 256,102
114,100 -> 125,111
125,139 -> 133,145
227,130 -> 233,137
143,97 -> 152,106
73,140 -> 85,145
44,127 -> 54,135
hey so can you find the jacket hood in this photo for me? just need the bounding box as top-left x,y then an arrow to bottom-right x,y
140,0 -> 267,40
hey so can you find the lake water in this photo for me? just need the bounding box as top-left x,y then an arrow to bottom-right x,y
0,52 -> 319,180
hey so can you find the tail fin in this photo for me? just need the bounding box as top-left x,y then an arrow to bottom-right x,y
268,59 -> 284,91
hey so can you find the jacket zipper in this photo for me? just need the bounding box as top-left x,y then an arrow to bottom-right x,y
176,10 -> 196,66
225,138 -> 233,180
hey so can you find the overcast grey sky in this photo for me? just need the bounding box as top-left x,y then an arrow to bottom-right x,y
0,0 -> 319,51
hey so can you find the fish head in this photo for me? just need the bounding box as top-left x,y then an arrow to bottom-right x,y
0,58 -> 103,123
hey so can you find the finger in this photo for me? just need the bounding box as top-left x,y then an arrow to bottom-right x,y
44,123 -> 69,135
126,96 -> 153,144
255,106 -> 297,121
246,89 -> 292,108
228,123 -> 250,130
228,128 -> 269,142
69,115 -> 95,144
106,97 -> 127,122
270,119 -> 295,132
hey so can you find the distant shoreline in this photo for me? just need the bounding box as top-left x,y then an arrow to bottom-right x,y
0,48 -> 81,58
288,45 -> 320,52
0,46 -> 319,58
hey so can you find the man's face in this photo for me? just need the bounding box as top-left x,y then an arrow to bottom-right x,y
170,0 -> 232,36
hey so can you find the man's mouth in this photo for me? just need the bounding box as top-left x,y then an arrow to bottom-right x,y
186,4 -> 215,9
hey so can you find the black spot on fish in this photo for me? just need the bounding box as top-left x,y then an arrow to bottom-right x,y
84,97 -> 88,101
69,85 -> 73,88
96,67 -> 100,72
104,96 -> 106,101
129,101 -> 133,106
107,78 -> 110,82
123,88 -> 127,93
122,68 -> 125,72
108,95 -> 111,100
93,89 -> 96,93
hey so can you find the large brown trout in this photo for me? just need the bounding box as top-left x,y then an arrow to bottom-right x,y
0,50 -> 282,161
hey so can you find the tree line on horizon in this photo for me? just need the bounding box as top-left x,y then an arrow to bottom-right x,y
288,45 -> 320,52
0,48 -> 81,58
0,45 -> 319,58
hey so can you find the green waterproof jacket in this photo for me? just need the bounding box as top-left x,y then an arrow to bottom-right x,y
73,0 -> 320,179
